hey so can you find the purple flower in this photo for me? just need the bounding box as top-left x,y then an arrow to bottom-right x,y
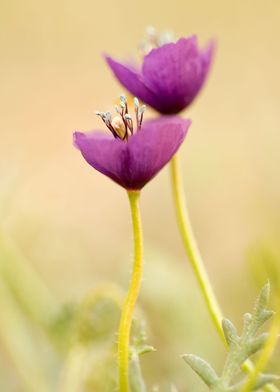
74,96 -> 190,190
105,36 -> 214,115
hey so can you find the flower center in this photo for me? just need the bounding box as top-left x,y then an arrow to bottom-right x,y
139,26 -> 175,55
96,95 -> 146,141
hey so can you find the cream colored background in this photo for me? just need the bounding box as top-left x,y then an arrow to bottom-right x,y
1,0 -> 280,388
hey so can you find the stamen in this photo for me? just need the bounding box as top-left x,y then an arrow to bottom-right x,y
104,111 -> 112,125
120,95 -> 128,113
124,114 -> 133,134
134,97 -> 140,109
140,26 -> 175,55
96,95 -> 145,141
138,105 -> 146,129
96,111 -> 119,139
120,94 -> 127,103
134,98 -> 140,129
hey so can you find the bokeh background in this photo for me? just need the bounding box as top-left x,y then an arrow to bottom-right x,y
1,0 -> 280,390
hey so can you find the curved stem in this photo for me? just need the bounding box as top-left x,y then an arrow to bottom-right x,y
118,190 -> 144,392
170,154 -> 225,342
170,154 -> 277,392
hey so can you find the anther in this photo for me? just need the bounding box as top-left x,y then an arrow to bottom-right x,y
134,97 -> 140,109
104,111 -> 112,124
139,105 -> 146,114
120,94 -> 127,103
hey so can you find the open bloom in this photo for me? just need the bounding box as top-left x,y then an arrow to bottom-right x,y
105,35 -> 214,115
74,96 -> 191,190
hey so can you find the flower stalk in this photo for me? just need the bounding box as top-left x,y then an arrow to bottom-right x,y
170,153 -> 225,342
118,190 -> 144,392
170,153 -> 278,391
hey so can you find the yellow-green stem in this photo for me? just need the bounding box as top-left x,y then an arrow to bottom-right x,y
118,190 -> 144,392
170,154 -> 225,342
170,153 -> 276,392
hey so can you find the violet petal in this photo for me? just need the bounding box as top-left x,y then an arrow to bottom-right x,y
74,117 -> 190,190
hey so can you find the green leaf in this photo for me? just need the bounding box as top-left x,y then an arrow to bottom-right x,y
242,313 -> 253,334
129,351 -> 147,392
259,310 -> 275,325
183,284 -> 279,391
253,374 -> 280,390
253,283 -> 272,329
257,283 -> 270,310
222,319 -> 239,346
183,354 -> 219,387
136,344 -> 156,356
247,333 -> 268,357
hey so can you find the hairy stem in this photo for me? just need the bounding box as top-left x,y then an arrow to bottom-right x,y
118,190 -> 144,392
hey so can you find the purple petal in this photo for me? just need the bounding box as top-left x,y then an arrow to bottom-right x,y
142,37 -> 214,114
73,117 -> 190,190
200,40 -> 215,82
105,56 -> 162,111
105,36 -> 215,115
125,117 -> 191,189
74,131 -> 130,188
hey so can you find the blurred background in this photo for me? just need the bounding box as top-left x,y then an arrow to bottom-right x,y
1,0 -> 280,390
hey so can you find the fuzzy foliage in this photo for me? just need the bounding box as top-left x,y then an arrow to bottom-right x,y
183,283 -> 279,391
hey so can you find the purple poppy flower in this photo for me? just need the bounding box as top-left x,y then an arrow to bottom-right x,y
74,96 -> 191,190
105,35 -> 214,115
